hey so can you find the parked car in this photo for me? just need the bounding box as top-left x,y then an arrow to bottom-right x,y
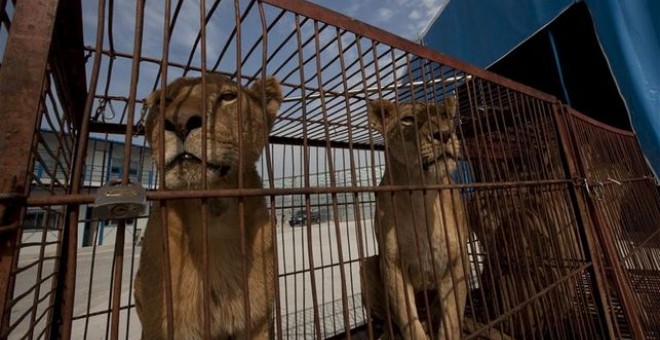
289,210 -> 321,227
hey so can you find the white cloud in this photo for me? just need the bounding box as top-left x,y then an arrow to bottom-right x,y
376,8 -> 394,22
421,0 -> 445,10
346,4 -> 361,17
408,10 -> 422,20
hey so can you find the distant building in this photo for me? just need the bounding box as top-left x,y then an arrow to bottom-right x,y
25,132 -> 382,249
26,131 -> 156,248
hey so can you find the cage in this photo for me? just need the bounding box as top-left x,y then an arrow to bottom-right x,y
0,0 -> 659,339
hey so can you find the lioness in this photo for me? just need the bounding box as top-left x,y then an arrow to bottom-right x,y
366,97 -> 469,339
470,142 -> 582,337
134,74 -> 282,339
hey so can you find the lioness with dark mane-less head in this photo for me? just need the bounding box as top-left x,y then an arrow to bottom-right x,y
134,73 -> 282,339
364,97 -> 469,339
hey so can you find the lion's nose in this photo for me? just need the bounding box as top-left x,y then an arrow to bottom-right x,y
165,115 -> 202,141
430,130 -> 452,144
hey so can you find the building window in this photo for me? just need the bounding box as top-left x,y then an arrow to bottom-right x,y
24,210 -> 59,230
110,166 -> 138,177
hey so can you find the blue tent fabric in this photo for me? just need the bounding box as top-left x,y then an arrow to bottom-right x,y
421,0 -> 575,68
421,0 -> 660,176
585,0 -> 660,177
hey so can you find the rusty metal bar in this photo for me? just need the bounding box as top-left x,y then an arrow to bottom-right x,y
105,0 -> 147,338
50,0 -> 87,131
82,211 -> 101,338
568,108 -> 636,137
262,0 -> 557,103
256,3 -> 284,338
199,1 -> 212,338
292,12 -> 323,338
109,220 -> 126,340
0,0 -> 61,336
233,1 -> 254,337
562,106 -> 646,338
553,102 -> 616,338
50,0 -> 106,336
27,105 -> 61,340
25,179 -> 572,207
156,0 -> 175,337
0,178 -> 20,338
335,24 -> 375,340
311,18 -> 352,338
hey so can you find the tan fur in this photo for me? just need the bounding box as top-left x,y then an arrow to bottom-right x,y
471,145 -> 582,337
361,256 -> 513,340
366,98 -> 469,340
134,74 -> 282,339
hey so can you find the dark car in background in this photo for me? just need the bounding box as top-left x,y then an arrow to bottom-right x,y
289,210 -> 321,227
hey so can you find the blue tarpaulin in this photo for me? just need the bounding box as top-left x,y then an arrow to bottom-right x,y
421,0 -> 660,176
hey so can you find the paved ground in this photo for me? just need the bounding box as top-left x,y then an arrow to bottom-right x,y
8,219 -> 378,339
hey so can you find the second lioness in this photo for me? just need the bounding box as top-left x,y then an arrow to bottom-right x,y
366,97 -> 469,339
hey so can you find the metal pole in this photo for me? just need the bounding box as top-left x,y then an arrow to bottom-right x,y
0,0 -> 60,336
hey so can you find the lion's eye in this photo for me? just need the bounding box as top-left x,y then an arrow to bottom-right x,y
400,116 -> 415,126
219,92 -> 237,103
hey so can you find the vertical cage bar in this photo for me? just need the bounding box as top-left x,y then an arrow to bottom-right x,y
198,1 -> 212,339
336,28 -> 375,340
256,3 -> 284,339
292,13 -> 323,339
0,0 -> 58,337
552,103 -> 618,338
157,0 -> 175,338
53,0 -> 108,332
310,19 -> 352,338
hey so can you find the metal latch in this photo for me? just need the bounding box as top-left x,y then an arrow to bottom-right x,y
92,180 -> 146,220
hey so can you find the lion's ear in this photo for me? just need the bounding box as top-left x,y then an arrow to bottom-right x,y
142,89 -> 163,147
145,89 -> 162,107
367,99 -> 395,133
444,94 -> 457,119
250,77 -> 283,125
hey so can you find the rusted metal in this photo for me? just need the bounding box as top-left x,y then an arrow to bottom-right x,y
199,1 -> 212,337
0,0 -> 58,187
49,0 -> 106,336
50,0 -> 87,131
157,0 -> 175,338
552,102 -> 618,337
311,19 -> 353,338
0,0 -> 60,336
107,0 -> 146,336
262,0 -> 557,103
24,180 -> 572,207
109,220 -> 126,340
564,105 -> 659,338
292,12 -> 324,338
256,3 -> 284,337
0,178 -> 20,336
2,0 -> 660,339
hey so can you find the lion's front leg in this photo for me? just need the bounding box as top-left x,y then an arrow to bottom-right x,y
436,258 -> 467,340
382,255 -> 428,340
234,323 -> 269,340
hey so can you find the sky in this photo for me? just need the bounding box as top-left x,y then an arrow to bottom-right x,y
309,0 -> 449,41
